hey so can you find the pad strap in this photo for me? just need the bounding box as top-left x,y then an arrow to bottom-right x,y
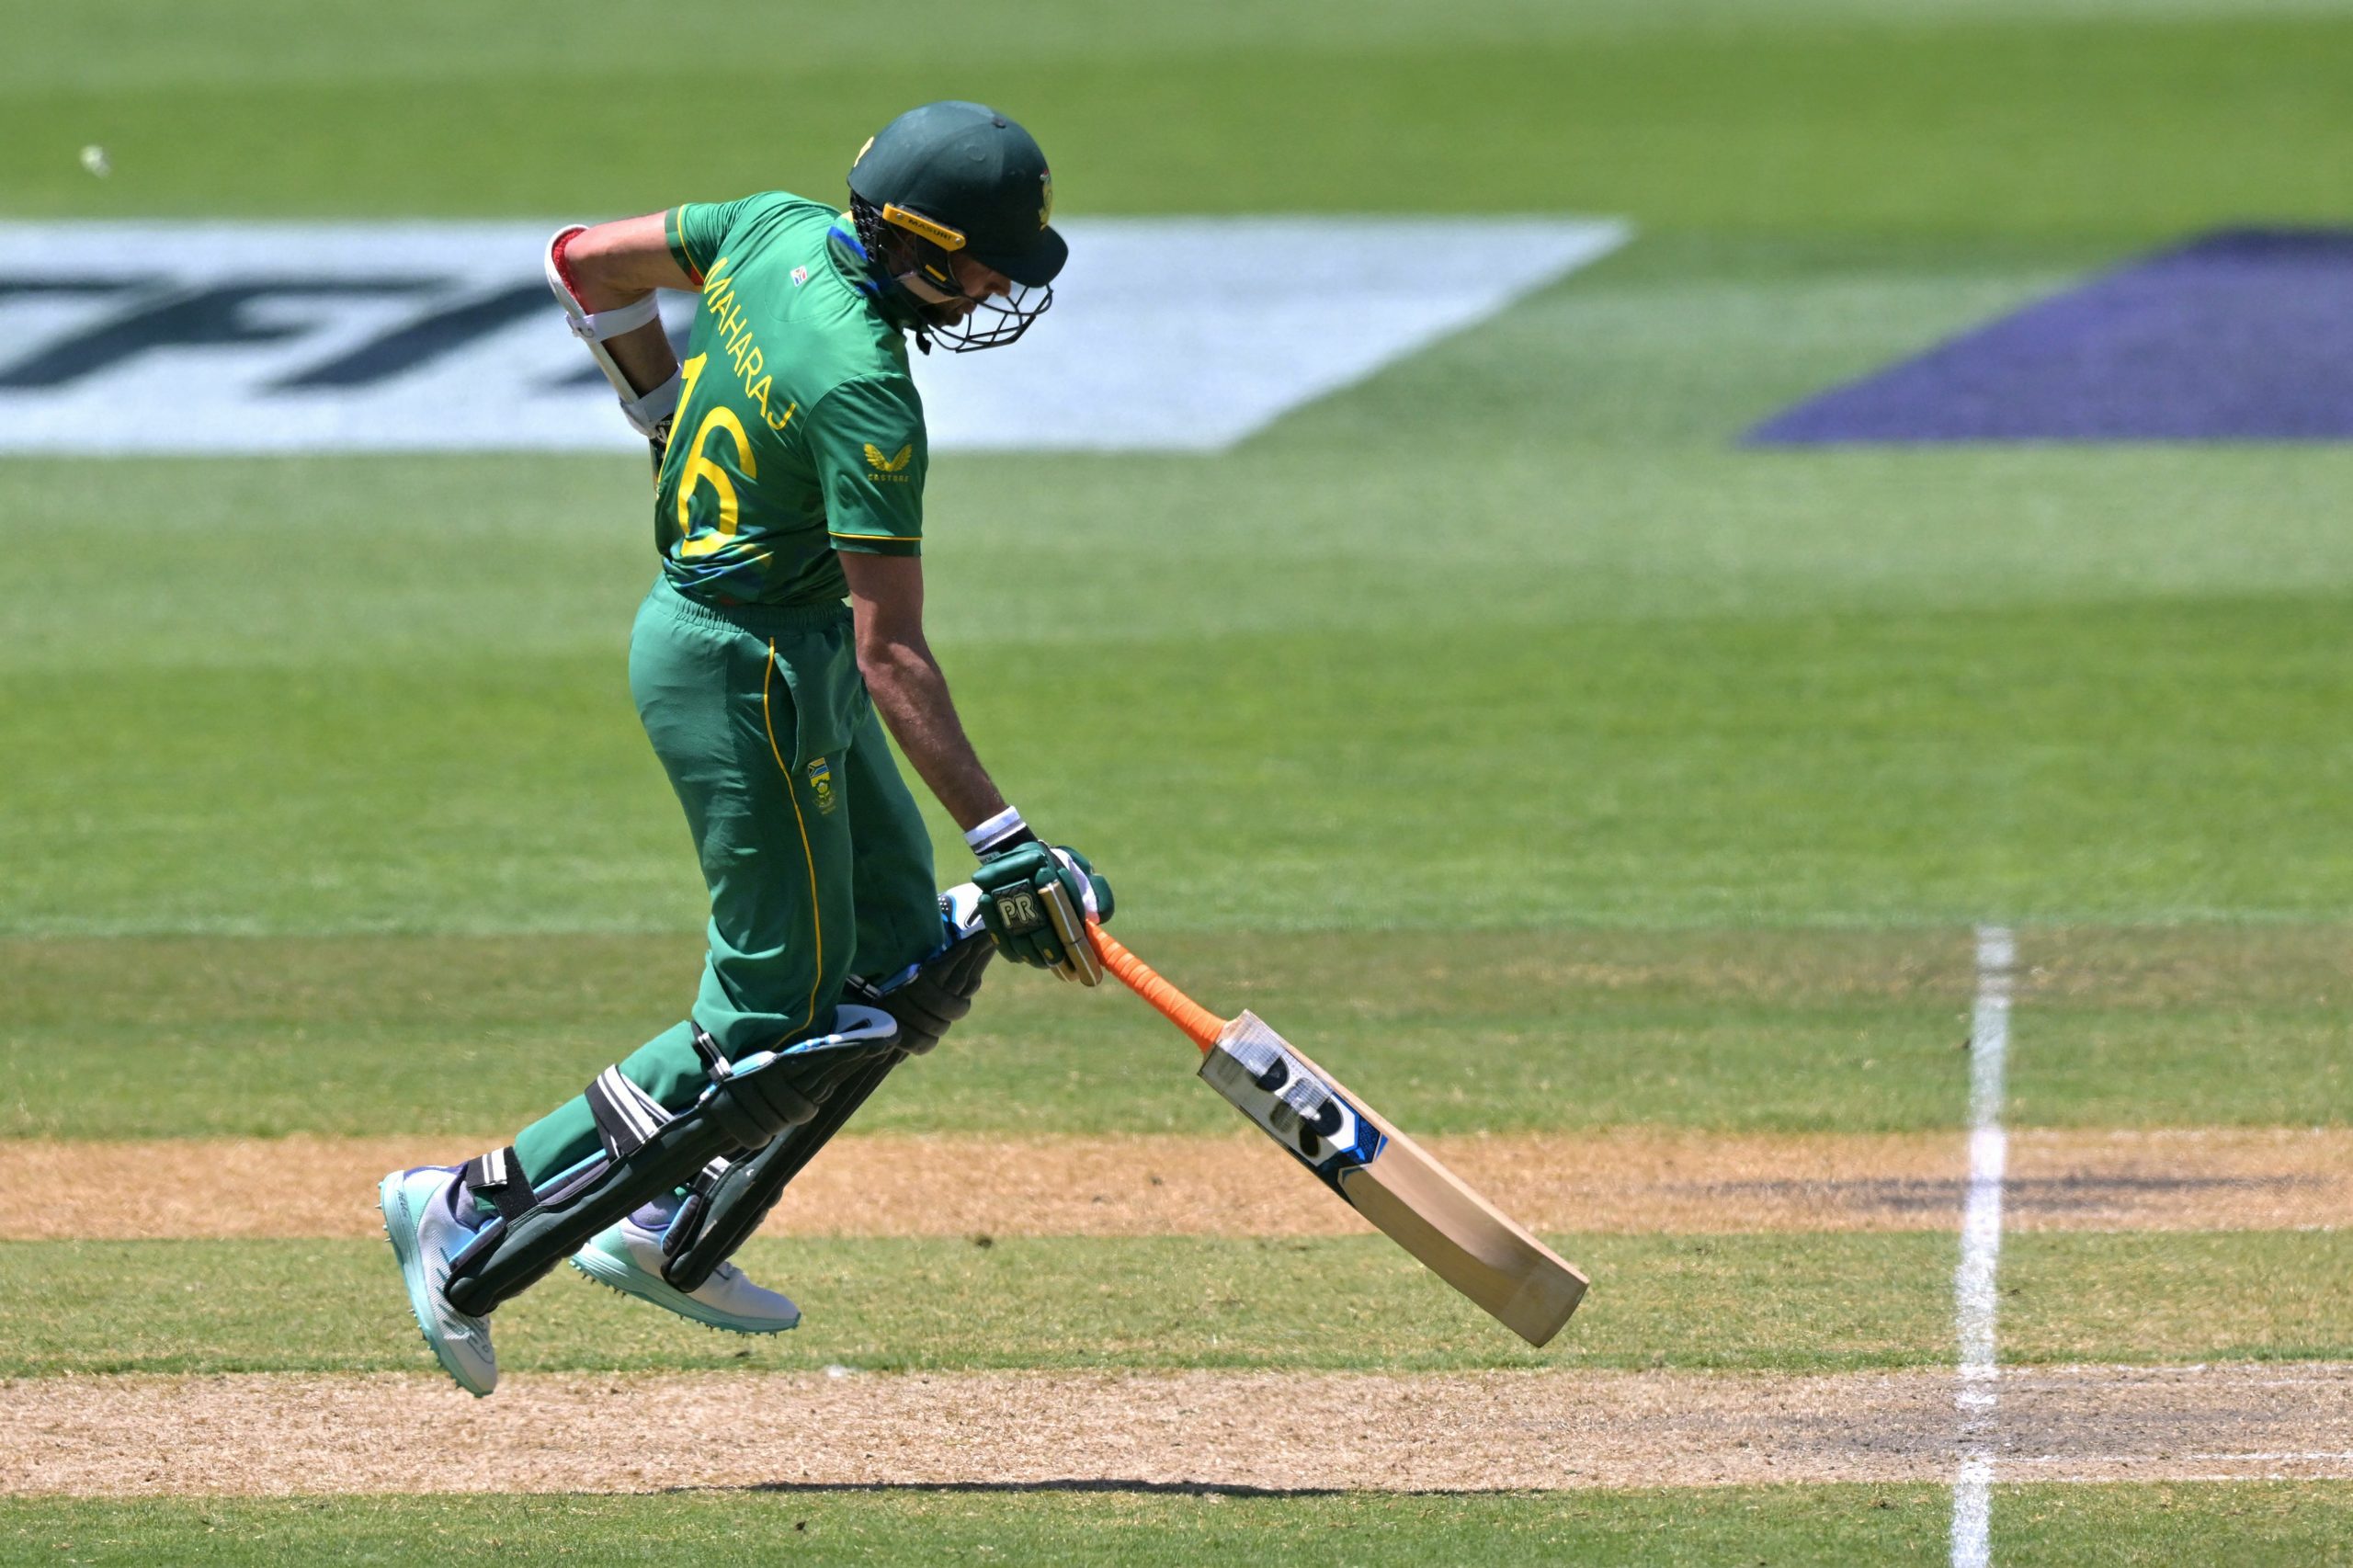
619,369 -> 681,439
460,1145 -> 536,1223
655,933 -> 995,1290
576,292 -> 659,342
659,1049 -> 905,1290
585,1065 -> 674,1160
441,1049 -> 835,1317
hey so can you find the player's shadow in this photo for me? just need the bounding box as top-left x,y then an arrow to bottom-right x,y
683,1479 -> 1374,1498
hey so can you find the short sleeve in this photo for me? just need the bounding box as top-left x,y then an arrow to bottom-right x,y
812,377 -> 927,557
665,199 -> 753,287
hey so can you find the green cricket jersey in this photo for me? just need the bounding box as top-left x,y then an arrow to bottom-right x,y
654,193 -> 929,607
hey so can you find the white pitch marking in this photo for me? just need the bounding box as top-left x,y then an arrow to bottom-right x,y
2003,1451 -> 2353,1465
1952,925 -> 2015,1568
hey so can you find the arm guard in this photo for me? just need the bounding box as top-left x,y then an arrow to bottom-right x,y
546,224 -> 681,439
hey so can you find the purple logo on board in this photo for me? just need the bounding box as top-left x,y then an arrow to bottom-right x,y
1747,230 -> 2353,445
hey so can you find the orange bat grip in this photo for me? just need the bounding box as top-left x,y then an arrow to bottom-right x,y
1087,923 -> 1228,1052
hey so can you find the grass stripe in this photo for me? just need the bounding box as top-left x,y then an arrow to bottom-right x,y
0,1486 -> 1958,1567
8,1130 -> 2350,1241
3,1232 -> 2347,1380
12,926 -> 2351,1142
10,1483 -> 2348,1568
0,1233 -> 1959,1378
0,929 -> 1981,1139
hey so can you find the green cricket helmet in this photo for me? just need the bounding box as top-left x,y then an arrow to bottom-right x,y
846,101 -> 1063,352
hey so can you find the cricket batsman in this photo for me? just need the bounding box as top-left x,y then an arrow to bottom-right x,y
379,101 -> 1112,1396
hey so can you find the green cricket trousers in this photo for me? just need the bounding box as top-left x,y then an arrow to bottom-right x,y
509,576 -> 942,1187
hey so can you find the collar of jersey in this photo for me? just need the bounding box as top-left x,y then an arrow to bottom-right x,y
826,221 -> 927,336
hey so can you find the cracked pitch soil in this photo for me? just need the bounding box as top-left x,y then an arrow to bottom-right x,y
2,1363 -> 2347,1496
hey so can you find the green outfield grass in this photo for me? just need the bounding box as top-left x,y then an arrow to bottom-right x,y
7,924 -> 2348,1141
0,1486 -> 1961,1568
9,2 -> 2353,237
7,1483 -> 2352,1568
0,1233 -> 1955,1376
6,1230 -> 2346,1378
2006,928 -> 2353,1127
7,238 -> 2353,939
2004,1233 -> 2353,1366
1,928 -> 1981,1139
1994,1483 -> 2353,1566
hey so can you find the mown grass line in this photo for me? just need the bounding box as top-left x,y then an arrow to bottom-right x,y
9,925 -> 2349,1141
10,598 -> 2353,936
0,1233 -> 1952,1378
2004,927 -> 2353,1129
6,1482 -> 2353,1567
1990,1480 -> 2353,1565
0,928 -> 1975,1140
0,1485 -> 1958,1568
2002,1233 -> 2353,1368
3,1231 -> 2346,1379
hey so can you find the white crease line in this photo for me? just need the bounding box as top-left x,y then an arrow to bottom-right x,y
1991,1361 -> 2353,1383
1996,1373 -> 2353,1391
2105,1471 -> 2353,1484
1952,926 -> 2014,1568
2002,1452 -> 2353,1465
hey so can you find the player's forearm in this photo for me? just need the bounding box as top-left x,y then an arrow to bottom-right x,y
596,321 -> 677,398
858,635 -> 1007,831
561,217 -> 687,397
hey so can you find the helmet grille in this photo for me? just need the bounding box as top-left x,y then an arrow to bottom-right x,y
847,195 -> 1052,355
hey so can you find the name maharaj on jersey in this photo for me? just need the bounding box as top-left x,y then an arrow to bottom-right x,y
700,256 -> 798,432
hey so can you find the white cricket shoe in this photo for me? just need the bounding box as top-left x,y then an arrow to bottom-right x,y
571,1218 -> 801,1335
378,1165 -> 499,1397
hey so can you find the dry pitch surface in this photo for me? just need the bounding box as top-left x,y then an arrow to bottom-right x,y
7,1365 -> 2348,1497
5,1123 -> 2349,1502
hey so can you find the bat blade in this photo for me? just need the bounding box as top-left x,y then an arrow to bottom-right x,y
1199,1011 -> 1588,1346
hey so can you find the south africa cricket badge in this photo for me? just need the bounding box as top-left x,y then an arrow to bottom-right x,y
806,756 -> 837,814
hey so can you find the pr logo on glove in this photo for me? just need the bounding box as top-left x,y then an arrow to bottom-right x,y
972,839 -> 1113,984
993,887 -> 1043,933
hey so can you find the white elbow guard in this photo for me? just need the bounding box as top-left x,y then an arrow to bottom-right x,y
547,224 -> 681,438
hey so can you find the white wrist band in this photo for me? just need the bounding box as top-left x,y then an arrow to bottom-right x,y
965,806 -> 1027,855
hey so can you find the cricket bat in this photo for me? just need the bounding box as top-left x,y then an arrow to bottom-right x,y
1077,913 -> 1589,1346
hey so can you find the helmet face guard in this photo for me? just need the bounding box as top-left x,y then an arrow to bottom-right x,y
922,282 -> 1052,353
850,195 -> 1052,353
